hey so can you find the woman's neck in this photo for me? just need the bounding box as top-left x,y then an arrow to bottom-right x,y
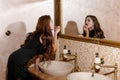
89,26 -> 94,31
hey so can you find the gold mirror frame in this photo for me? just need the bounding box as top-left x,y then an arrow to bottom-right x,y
54,0 -> 120,48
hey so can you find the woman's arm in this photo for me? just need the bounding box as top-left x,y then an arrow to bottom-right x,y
34,56 -> 65,80
35,57 -> 40,72
52,26 -> 60,53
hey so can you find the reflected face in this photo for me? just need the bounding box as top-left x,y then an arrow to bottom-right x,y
85,17 -> 94,28
50,20 -> 54,30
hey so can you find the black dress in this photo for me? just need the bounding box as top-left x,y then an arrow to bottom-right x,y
83,30 -> 105,39
7,33 -> 43,80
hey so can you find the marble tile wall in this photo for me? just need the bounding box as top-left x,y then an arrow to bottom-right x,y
0,21 -> 27,80
0,0 -> 54,80
59,38 -> 120,80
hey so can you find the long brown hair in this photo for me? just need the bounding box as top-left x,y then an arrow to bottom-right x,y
22,15 -> 54,60
83,15 -> 105,39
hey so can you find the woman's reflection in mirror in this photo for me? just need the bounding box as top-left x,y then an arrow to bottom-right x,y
82,15 -> 105,39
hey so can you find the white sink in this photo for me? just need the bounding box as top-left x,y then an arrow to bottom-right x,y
67,72 -> 112,80
39,60 -> 73,76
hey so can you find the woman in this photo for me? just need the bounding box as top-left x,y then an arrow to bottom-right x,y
82,15 -> 105,39
7,15 -> 60,80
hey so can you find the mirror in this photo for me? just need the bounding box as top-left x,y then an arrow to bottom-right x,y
61,0 -> 120,41
54,0 -> 120,48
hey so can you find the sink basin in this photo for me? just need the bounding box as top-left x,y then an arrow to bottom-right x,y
67,72 -> 112,80
39,60 -> 73,76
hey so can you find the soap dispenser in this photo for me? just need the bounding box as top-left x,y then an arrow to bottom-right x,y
95,53 -> 101,64
101,57 -> 104,64
68,50 -> 71,54
63,45 -> 68,58
94,52 -> 101,70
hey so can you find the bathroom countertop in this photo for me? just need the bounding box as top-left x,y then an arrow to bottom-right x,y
28,67 -> 67,80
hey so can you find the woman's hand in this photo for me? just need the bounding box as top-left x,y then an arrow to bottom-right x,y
83,25 -> 89,37
55,26 -> 60,35
83,25 -> 89,32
